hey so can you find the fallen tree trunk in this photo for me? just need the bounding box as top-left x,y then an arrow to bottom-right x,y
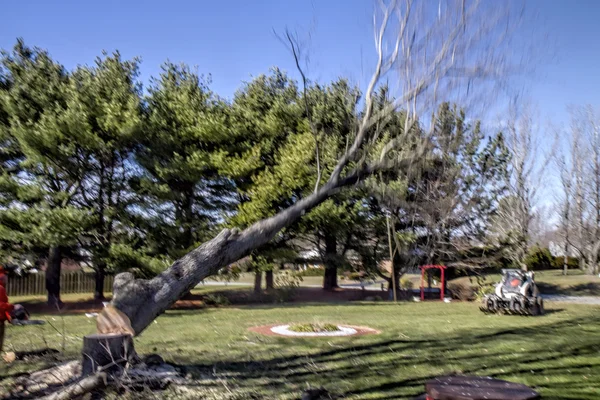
111,175 -> 367,335
39,373 -> 107,400
12,360 -> 82,396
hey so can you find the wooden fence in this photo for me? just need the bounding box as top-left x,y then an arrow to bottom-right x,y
6,272 -> 114,297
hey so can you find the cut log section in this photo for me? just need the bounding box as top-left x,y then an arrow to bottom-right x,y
425,375 -> 540,400
81,333 -> 135,376
39,373 -> 107,400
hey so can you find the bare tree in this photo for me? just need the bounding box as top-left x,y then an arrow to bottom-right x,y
553,141 -> 573,275
105,0 -> 530,335
494,99 -> 547,270
563,105 -> 600,275
586,105 -> 600,275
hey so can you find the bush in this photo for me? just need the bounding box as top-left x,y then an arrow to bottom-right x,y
524,246 -> 554,270
344,272 -> 361,281
447,282 -> 475,301
202,294 -> 230,307
474,283 -> 495,302
288,323 -> 339,333
400,277 -> 414,290
552,255 -> 579,270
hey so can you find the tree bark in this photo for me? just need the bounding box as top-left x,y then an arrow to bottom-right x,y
94,265 -> 106,301
253,270 -> 262,294
323,232 -> 338,290
39,373 -> 107,400
82,333 -> 135,376
46,246 -> 63,308
265,270 -> 274,291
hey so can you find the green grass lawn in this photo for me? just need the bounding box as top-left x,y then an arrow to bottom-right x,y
2,300 -> 599,399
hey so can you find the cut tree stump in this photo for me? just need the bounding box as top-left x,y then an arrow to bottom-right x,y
81,333 -> 135,376
425,376 -> 540,400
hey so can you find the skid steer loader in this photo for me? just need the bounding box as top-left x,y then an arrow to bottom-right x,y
480,269 -> 544,316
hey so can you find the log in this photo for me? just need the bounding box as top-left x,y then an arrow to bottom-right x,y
12,361 -> 81,396
39,373 -> 107,400
425,375 -> 540,400
81,333 -> 135,376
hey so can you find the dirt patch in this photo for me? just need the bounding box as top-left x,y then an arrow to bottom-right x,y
248,323 -> 380,337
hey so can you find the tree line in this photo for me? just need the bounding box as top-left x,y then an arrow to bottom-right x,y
0,35 -> 586,309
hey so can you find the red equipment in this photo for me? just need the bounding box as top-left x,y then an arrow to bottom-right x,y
419,264 -> 447,301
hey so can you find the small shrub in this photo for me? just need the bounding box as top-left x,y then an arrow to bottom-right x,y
552,255 -> 579,270
474,283 -> 495,302
347,272 -> 362,281
202,294 -> 230,307
288,323 -> 339,333
400,277 -> 414,290
447,282 -> 475,301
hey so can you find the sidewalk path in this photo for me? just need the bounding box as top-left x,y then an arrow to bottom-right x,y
543,294 -> 600,305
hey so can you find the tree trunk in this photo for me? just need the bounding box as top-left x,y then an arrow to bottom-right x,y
46,246 -> 63,308
94,265 -> 106,301
110,174 -> 372,335
253,270 -> 262,294
82,333 -> 135,376
323,232 -> 338,290
265,270 -> 274,291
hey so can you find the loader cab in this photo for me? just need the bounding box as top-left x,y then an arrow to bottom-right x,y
498,269 -> 534,297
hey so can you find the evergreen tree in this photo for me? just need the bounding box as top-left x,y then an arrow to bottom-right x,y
0,40 -> 91,306
67,52 -> 142,299
133,63 -> 232,263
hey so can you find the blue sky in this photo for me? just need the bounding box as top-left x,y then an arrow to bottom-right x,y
1,0 -> 599,127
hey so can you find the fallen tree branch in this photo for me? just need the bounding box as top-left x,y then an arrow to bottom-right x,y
39,373 -> 107,400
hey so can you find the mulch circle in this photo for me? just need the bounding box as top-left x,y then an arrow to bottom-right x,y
248,324 -> 380,337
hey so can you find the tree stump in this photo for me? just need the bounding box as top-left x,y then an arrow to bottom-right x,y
81,333 -> 135,376
425,375 -> 540,400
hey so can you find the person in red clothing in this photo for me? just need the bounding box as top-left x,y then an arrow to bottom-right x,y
0,266 -> 15,353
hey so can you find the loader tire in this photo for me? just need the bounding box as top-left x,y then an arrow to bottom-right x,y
509,297 -> 522,314
486,297 -> 498,313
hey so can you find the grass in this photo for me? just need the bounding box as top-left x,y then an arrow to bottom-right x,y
1,299 -> 599,399
450,269 -> 600,296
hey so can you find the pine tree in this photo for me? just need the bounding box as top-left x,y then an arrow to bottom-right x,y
67,52 -> 142,299
133,63 -> 232,263
0,40 -> 91,306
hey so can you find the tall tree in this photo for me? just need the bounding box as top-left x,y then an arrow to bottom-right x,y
67,52 -> 142,299
225,68 -> 306,292
106,0 -> 527,335
0,40 -> 90,306
494,100 -> 544,270
133,63 -> 231,262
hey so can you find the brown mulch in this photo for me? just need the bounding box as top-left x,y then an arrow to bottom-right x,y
17,287 -> 395,316
248,323 -> 380,337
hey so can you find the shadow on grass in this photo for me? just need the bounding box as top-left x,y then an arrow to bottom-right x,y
538,282 -> 600,296
176,313 -> 600,399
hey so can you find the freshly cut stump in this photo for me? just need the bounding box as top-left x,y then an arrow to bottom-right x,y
82,333 -> 135,376
425,375 -> 540,400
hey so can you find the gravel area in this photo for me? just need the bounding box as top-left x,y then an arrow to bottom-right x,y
543,294 -> 600,305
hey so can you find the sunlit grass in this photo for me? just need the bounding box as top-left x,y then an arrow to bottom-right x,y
1,300 -> 599,399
